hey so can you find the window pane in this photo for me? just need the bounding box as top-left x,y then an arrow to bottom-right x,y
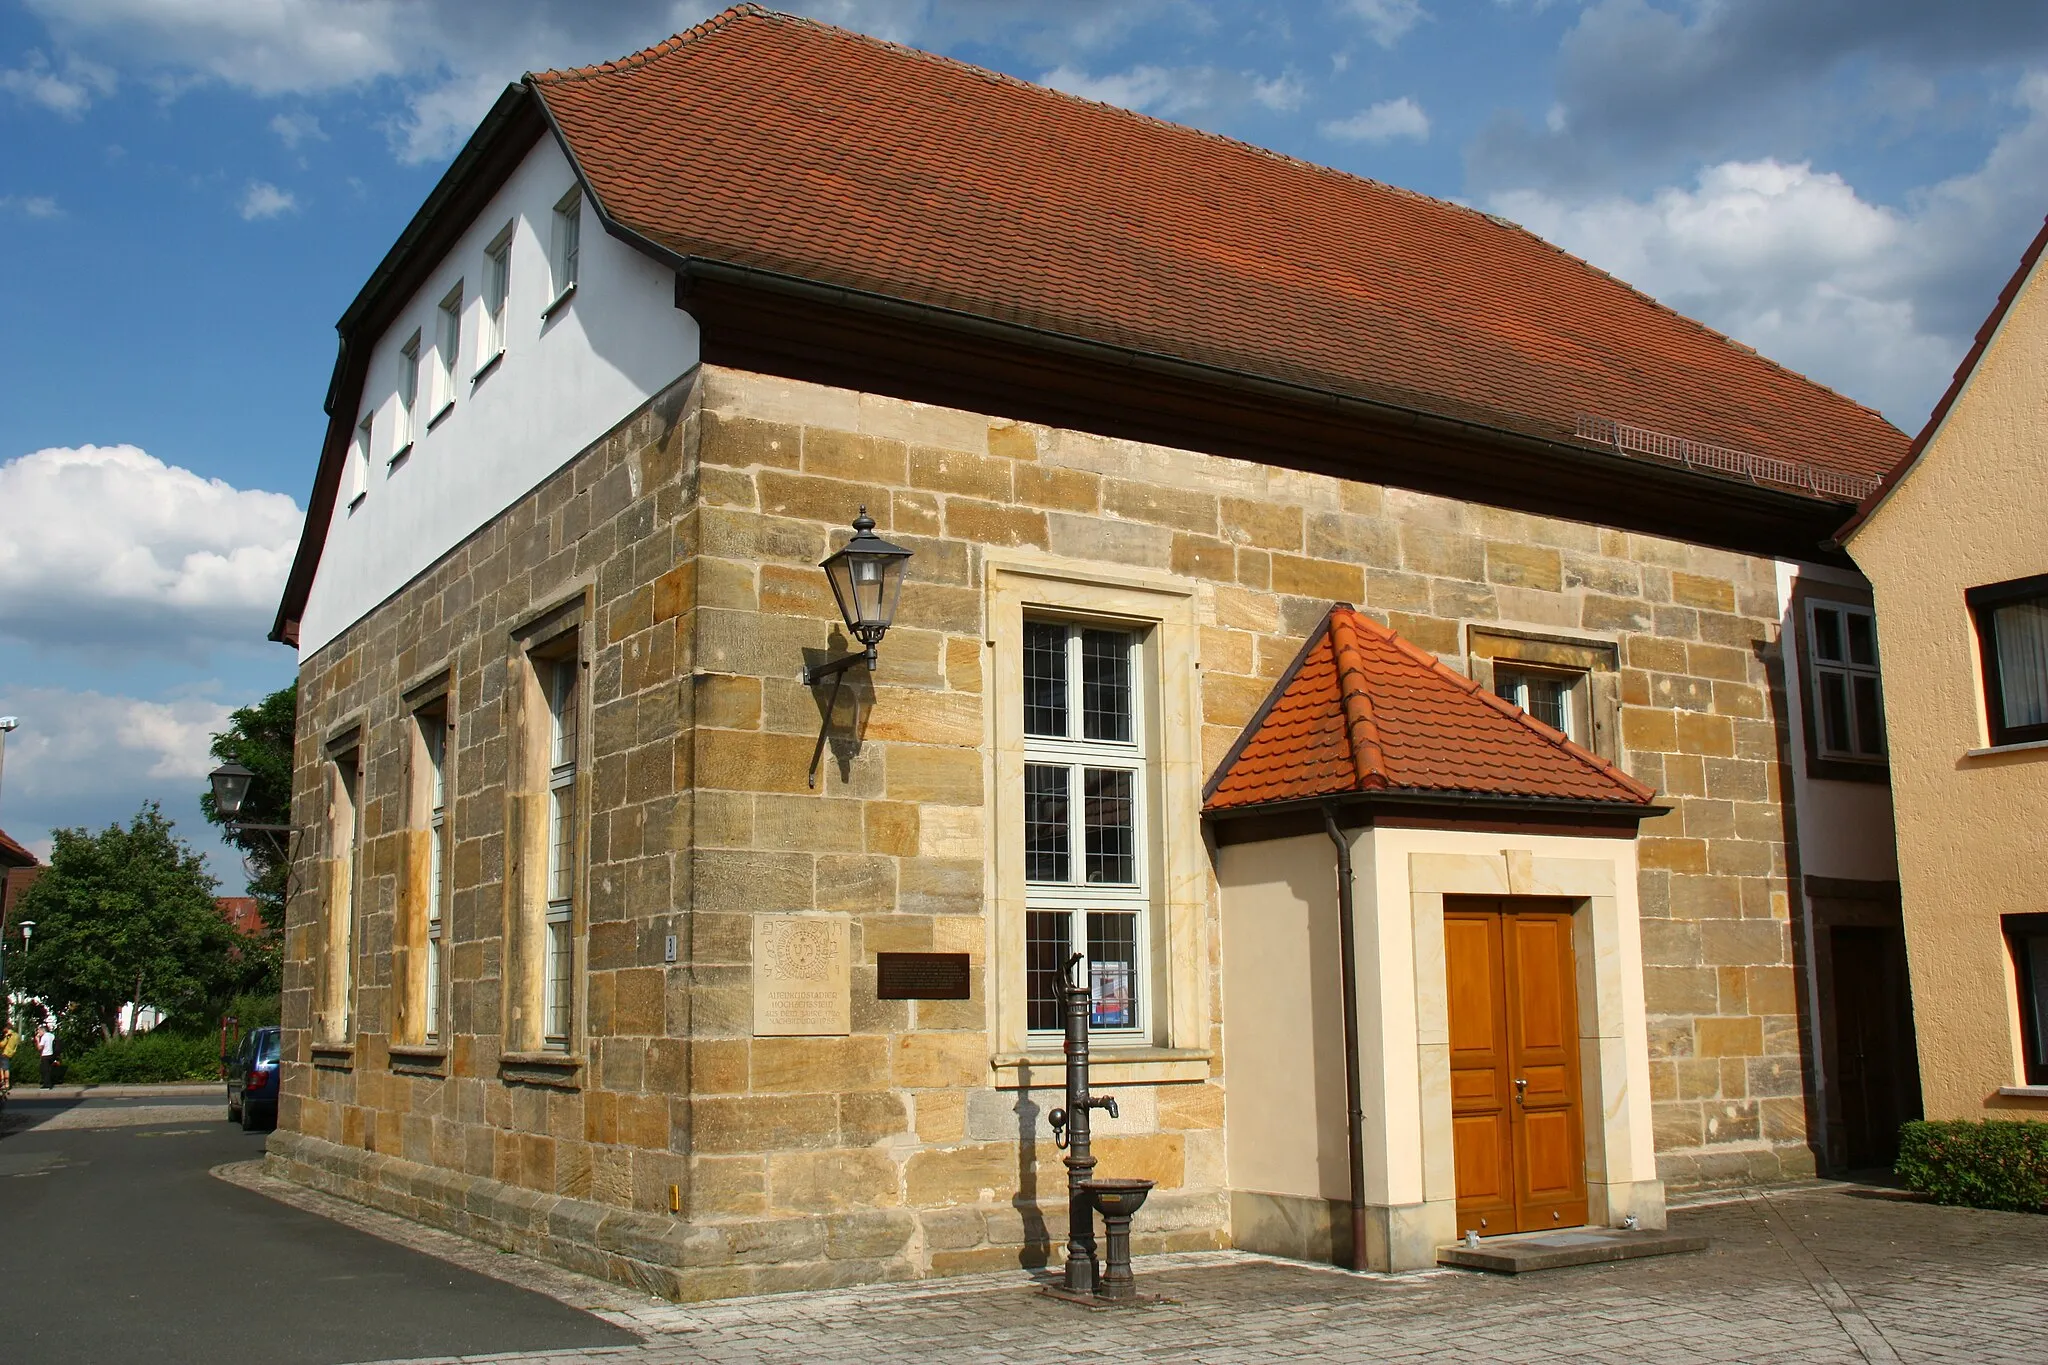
428,822 -> 445,923
1814,670 -> 1850,754
1081,629 -> 1134,742
1087,912 -> 1140,1030
1845,611 -> 1877,667
1851,675 -> 1885,757
2025,935 -> 2048,1077
425,936 -> 442,1039
1024,764 -> 1070,882
1083,768 -> 1136,884
1026,910 -> 1071,1032
1993,599 -> 2048,730
549,786 -> 576,902
545,918 -> 572,1041
550,658 -> 578,766
1496,667 -> 1575,740
1024,622 -> 1068,737
1811,607 -> 1844,662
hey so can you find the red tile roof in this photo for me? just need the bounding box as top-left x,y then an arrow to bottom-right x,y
532,5 -> 1905,490
1204,607 -> 1657,812
0,827 -> 37,868
216,897 -> 265,937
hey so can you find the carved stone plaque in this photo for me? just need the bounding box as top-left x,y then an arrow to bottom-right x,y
752,913 -> 850,1036
876,952 -> 972,1000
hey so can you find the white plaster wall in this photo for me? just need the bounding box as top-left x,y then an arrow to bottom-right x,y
1216,833 -> 1351,1201
297,135 -> 700,656
1774,559 -> 1899,883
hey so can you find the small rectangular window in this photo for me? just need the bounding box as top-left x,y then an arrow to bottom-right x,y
480,225 -> 511,367
1494,664 -> 1585,744
396,332 -> 421,455
1970,576 -> 2048,748
2008,916 -> 2048,1085
349,414 -> 372,506
1805,602 -> 1885,761
433,282 -> 463,418
324,745 -> 361,1045
549,188 -> 581,307
415,704 -> 449,1043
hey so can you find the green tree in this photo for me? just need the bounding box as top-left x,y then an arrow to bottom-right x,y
12,804 -> 242,1041
200,682 -> 296,934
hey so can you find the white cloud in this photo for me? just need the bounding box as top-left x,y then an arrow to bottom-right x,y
387,70 -> 512,166
268,110 -> 325,149
1340,0 -> 1427,49
0,445 -> 302,653
1040,62 -> 1305,120
0,195 -> 61,219
1321,96 -> 1430,143
0,48 -> 114,116
1488,155 -> 1992,430
239,181 -> 298,220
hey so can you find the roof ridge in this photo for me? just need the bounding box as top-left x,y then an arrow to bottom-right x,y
1337,607 -> 1657,803
1327,609 -> 1391,791
531,4 -> 1512,237
529,3 -> 770,83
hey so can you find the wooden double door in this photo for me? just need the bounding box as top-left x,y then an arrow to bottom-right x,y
1447,897 -> 1589,1237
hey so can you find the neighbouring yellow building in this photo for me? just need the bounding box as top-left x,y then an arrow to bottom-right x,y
1842,217 -> 2048,1120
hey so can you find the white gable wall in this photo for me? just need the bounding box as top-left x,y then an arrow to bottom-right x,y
297,134 -> 700,657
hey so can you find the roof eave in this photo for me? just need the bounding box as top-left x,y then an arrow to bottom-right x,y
1203,788 -> 1666,823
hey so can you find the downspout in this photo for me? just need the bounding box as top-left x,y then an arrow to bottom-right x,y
1322,804 -> 1369,1272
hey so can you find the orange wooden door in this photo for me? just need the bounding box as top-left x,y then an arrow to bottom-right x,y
1447,898 -> 1588,1237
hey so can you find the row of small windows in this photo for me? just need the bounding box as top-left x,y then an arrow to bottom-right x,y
347,187 -> 582,507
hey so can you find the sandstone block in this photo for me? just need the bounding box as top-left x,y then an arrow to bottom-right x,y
944,498 -> 1047,549
904,1143 -> 1021,1205
891,1032 -> 988,1089
768,1148 -> 901,1213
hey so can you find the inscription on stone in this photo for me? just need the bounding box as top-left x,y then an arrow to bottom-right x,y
752,913 -> 851,1036
876,951 -> 972,1000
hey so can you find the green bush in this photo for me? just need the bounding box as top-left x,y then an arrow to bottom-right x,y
1896,1119 -> 2048,1212
64,1030 -> 224,1085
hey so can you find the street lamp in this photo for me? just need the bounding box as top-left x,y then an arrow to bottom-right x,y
209,761 -> 290,845
801,508 -> 914,685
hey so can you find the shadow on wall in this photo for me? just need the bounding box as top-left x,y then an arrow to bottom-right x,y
1011,1087 -> 1055,1267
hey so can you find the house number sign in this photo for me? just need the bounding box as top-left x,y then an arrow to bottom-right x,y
875,952 -> 972,1000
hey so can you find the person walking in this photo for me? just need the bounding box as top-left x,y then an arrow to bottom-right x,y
36,1018 -> 57,1089
0,1021 -> 17,1095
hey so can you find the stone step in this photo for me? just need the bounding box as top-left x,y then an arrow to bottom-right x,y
1437,1226 -> 1708,1274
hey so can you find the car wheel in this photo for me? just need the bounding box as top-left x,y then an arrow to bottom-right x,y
240,1099 -> 262,1132
228,1095 -> 241,1124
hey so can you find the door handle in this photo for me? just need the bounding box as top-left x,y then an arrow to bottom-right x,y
1513,1077 -> 1528,1105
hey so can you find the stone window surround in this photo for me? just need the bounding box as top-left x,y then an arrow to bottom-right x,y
391,667 -> 455,1069
313,722 -> 365,1064
1466,625 -> 1621,763
984,556 -> 1213,1089
501,590 -> 592,1083
1388,833 -> 1663,1265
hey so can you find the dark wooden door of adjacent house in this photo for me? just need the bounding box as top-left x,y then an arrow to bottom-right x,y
1448,897 -> 1589,1237
1833,925 -> 1923,1170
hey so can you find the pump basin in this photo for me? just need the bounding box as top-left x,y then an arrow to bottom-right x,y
1080,1177 -> 1156,1218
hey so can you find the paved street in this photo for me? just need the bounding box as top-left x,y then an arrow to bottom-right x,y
0,1091 -> 636,1365
9,1089 -> 2048,1364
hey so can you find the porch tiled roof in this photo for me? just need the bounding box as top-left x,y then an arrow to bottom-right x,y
0,827 -> 36,868
529,6 -> 1906,488
1203,606 -> 1657,812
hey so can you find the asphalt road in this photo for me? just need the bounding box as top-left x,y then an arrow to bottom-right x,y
0,1091 -> 638,1365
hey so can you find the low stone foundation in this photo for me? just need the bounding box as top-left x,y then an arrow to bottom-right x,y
266,1130 -> 1228,1302
1657,1143 -> 1818,1193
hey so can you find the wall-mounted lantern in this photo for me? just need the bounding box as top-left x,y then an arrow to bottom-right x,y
210,760 -> 292,850
802,508 -> 914,685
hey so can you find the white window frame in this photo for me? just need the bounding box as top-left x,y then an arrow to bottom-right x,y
1492,661 -> 1588,744
479,223 -> 512,373
542,653 -> 578,1050
547,187 -> 581,312
432,281 -> 463,422
395,331 -> 421,459
1804,599 -> 1886,762
1022,619 -> 1151,1043
348,414 -> 372,507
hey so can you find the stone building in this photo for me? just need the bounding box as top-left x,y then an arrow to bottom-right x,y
265,6 -> 1911,1298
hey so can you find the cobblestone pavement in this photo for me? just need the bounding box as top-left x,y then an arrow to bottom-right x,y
319,1182 -> 2048,1365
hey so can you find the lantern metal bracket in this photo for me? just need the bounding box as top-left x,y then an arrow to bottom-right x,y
800,646 -> 877,687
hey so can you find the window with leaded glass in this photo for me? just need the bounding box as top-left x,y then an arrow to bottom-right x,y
1022,619 -> 1147,1037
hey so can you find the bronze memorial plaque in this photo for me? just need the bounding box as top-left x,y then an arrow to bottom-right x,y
876,952 -> 972,1000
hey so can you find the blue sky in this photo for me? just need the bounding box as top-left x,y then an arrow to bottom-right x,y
1,0 -> 2045,884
